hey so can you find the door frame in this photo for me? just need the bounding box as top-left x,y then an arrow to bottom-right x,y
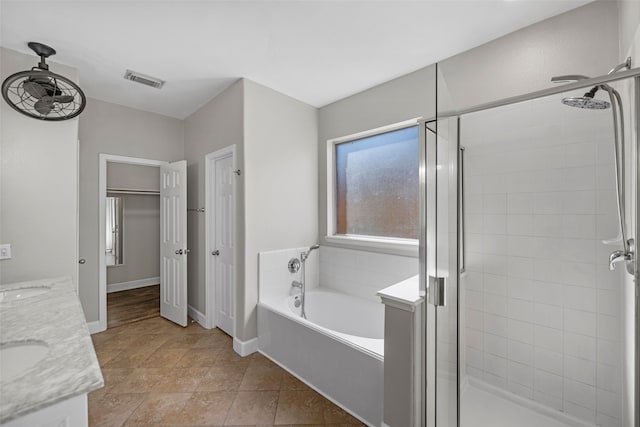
205,145 -> 237,333
97,153 -> 167,333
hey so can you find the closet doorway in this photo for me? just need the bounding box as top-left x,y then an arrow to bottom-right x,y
105,162 -> 161,328
98,154 -> 188,330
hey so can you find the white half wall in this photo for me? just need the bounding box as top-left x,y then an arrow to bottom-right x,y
0,47 -> 79,286
319,246 -> 418,303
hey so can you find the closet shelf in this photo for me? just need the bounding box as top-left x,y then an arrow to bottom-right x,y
107,188 -> 160,196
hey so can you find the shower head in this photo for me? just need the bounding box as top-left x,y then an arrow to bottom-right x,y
561,86 -> 610,109
301,244 -> 320,262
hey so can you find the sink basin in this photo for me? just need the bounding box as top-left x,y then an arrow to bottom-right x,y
0,341 -> 49,382
0,286 -> 50,303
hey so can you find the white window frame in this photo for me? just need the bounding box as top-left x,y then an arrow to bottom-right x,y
325,118 -> 420,257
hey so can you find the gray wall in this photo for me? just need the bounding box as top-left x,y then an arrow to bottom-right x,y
78,98 -> 184,322
437,0 -> 619,112
184,79 -> 244,317
242,79 -> 318,341
106,163 -> 160,286
619,0 -> 640,59
183,79 -> 318,342
107,163 -> 160,192
0,47 -> 79,286
319,66 -> 437,247
106,194 -> 160,286
318,0 -> 620,249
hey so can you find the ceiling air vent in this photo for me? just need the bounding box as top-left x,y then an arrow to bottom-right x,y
123,70 -> 165,89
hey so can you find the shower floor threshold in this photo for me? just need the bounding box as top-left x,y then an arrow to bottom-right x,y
460,378 -> 596,427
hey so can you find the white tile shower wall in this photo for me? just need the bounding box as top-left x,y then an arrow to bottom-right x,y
319,246 -> 418,302
258,247 -> 319,303
461,93 -> 625,426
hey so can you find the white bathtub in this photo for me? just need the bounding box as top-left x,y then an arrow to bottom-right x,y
258,288 -> 384,426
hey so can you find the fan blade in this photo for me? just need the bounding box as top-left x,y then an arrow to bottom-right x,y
42,95 -> 74,104
34,99 -> 53,115
52,95 -> 74,103
23,80 -> 48,99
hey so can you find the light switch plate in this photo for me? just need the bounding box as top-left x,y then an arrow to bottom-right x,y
0,244 -> 12,260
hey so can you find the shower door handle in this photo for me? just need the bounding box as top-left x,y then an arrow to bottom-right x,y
428,276 -> 446,307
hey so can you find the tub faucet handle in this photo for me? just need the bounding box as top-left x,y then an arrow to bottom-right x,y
291,280 -> 303,289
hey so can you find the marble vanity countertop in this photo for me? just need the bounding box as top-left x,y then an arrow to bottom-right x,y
0,276 -> 104,423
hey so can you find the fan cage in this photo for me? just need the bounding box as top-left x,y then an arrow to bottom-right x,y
1,69 -> 86,121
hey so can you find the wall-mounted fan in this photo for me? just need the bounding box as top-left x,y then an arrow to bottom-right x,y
2,42 -> 86,121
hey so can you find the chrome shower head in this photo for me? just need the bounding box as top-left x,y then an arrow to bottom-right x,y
561,86 -> 610,109
561,96 -> 611,109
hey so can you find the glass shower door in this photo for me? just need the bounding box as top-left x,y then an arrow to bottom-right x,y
423,114 -> 460,427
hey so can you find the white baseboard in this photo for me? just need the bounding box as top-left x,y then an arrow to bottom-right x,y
107,277 -> 159,293
233,337 -> 258,357
187,305 -> 210,329
87,321 -> 104,335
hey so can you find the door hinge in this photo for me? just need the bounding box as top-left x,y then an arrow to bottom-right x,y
429,276 -> 446,307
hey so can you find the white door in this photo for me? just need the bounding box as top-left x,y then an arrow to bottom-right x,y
212,153 -> 235,335
160,160 -> 188,327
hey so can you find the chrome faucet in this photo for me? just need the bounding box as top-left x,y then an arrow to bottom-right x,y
609,238 -> 635,274
291,280 -> 303,289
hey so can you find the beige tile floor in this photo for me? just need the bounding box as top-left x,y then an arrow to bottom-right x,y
89,316 -> 365,426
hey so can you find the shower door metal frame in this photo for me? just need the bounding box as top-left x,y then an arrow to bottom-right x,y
422,66 -> 640,427
635,75 -> 639,427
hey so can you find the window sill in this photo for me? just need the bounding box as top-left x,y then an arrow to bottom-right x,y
324,235 -> 418,257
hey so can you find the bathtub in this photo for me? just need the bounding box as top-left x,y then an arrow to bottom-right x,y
258,288 -> 384,426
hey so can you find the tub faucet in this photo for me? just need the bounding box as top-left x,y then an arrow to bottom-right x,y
291,280 -> 303,289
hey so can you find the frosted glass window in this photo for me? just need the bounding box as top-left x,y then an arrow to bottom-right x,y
335,125 -> 419,239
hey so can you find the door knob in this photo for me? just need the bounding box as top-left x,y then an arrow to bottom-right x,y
175,249 -> 183,255
78,259 -> 86,264
211,250 -> 220,256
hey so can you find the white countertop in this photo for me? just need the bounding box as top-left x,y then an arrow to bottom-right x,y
377,274 -> 423,312
0,276 -> 104,423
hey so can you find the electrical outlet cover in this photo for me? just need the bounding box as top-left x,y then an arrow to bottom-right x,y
0,244 -> 12,260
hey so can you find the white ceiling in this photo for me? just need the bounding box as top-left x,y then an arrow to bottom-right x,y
0,1 -> 593,119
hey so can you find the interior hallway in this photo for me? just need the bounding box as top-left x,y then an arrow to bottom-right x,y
89,315 -> 364,426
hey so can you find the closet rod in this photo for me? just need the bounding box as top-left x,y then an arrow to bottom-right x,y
107,188 -> 160,196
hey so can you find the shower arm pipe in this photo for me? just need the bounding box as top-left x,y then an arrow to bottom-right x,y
431,66 -> 640,121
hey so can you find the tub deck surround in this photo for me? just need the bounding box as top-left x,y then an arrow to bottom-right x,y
264,289 -> 384,357
0,276 -> 104,424
259,287 -> 385,426
376,274 -> 421,311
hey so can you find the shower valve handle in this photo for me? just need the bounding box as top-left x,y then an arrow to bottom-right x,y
609,250 -> 631,271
